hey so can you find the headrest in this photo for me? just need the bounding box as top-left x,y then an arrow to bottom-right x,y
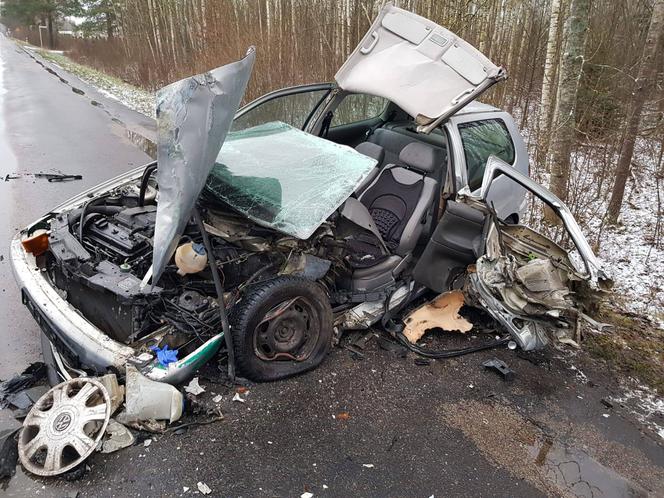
398,142 -> 444,174
355,142 -> 385,165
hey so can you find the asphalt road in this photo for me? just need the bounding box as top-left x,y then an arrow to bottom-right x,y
0,34 -> 663,498
0,34 -> 151,380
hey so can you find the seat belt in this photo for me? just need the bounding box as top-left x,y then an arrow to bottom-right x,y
319,111 -> 333,138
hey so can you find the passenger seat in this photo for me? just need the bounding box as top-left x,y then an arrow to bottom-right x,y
354,142 -> 385,196
359,142 -> 444,256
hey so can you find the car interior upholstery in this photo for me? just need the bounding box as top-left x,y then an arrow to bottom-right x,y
349,140 -> 447,292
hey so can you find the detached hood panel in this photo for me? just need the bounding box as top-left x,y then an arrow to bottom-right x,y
149,48 -> 255,284
335,4 -> 505,129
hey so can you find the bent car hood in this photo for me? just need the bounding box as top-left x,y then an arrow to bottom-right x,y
335,4 -> 505,132
149,48 -> 255,285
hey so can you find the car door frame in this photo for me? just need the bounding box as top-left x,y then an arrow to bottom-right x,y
445,110 -> 529,221
234,82 -> 335,130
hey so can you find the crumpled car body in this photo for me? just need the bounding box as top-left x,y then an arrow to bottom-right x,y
9,5 -> 607,384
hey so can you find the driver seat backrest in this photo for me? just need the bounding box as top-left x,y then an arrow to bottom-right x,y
358,142 -> 443,256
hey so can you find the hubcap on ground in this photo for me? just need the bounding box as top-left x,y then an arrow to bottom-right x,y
19,378 -> 111,476
254,296 -> 320,361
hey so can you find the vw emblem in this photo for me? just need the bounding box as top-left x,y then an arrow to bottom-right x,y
53,413 -> 72,432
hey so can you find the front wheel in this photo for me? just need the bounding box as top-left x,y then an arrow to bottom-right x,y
230,277 -> 333,381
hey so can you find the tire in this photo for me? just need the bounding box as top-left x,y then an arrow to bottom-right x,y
230,276 -> 333,381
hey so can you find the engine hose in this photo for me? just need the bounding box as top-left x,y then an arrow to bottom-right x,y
193,207 -> 235,381
138,161 -> 158,207
77,194 -> 112,243
67,206 -> 122,228
394,331 -> 510,359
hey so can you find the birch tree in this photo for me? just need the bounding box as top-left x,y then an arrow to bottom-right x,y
606,0 -> 664,223
538,0 -> 564,161
546,0 -> 590,222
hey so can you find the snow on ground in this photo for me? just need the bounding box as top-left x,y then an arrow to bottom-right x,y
36,50 -> 155,118
612,383 -> 664,440
593,143 -> 664,327
518,110 -> 664,329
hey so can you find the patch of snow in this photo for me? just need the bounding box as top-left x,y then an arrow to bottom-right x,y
37,50 -> 155,118
612,384 -> 664,440
522,131 -> 664,329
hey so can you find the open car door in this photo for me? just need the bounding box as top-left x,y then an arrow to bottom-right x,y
335,4 -> 506,134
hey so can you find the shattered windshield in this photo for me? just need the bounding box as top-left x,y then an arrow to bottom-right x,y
203,121 -> 377,239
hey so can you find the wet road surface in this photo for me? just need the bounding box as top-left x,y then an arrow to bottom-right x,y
0,34 -> 150,380
0,34 -> 663,498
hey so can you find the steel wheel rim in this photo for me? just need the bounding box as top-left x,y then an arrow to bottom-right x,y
253,296 -> 321,361
19,378 -> 111,476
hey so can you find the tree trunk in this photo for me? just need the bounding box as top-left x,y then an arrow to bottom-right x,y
106,11 -> 115,40
606,0 -> 664,223
545,0 -> 590,223
47,13 -> 54,49
538,0 -> 564,163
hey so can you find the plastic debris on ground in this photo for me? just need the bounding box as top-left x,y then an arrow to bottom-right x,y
149,344 -> 179,367
197,481 -> 212,494
232,393 -> 246,403
97,373 -> 124,414
123,365 -> 183,423
301,493 -> 314,498
114,415 -> 166,433
0,428 -> 19,479
482,358 -> 516,381
402,290 -> 473,343
184,377 -> 205,396
0,362 -> 46,408
100,419 -> 135,454
7,385 -> 50,415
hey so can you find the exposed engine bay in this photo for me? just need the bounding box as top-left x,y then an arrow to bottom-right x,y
43,177 -> 352,363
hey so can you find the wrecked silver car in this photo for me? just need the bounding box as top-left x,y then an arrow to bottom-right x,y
10,5 -> 607,387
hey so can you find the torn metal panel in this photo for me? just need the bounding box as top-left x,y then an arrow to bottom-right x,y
469,223 -> 590,350
149,48 -> 256,285
475,156 -> 610,285
402,290 -> 473,343
458,155 -> 610,351
281,253 -> 331,280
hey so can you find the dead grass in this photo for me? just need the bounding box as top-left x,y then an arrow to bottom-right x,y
584,307 -> 664,393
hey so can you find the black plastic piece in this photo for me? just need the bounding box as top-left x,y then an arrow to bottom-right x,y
482,358 -> 515,381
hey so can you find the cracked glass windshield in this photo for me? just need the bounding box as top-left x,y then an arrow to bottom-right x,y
203,121 -> 377,239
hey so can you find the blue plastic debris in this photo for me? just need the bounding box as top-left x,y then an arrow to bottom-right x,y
150,345 -> 179,367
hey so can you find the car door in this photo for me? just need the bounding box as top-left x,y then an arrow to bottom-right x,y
447,112 -> 528,221
324,93 -> 390,147
233,83 -> 333,131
